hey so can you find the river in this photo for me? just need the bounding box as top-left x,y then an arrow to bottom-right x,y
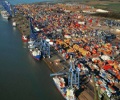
0,0 -> 64,100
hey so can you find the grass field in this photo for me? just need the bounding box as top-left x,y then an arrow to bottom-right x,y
93,3 -> 120,12
53,0 -> 120,12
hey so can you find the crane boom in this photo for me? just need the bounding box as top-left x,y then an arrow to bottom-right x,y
50,72 -> 68,77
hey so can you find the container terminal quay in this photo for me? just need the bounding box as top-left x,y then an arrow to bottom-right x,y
1,1 -> 120,100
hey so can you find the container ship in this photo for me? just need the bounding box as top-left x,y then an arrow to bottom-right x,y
53,76 -> 76,100
1,10 -> 9,19
28,39 -> 42,60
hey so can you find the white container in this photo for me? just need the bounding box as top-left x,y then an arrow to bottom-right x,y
46,39 -> 50,42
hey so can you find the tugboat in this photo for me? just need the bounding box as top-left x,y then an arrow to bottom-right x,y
22,35 -> 28,42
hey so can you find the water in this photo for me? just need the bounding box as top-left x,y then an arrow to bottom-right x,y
0,1 -> 64,100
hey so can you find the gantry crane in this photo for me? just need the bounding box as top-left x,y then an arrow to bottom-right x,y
29,17 -> 51,58
29,18 -> 39,40
50,58 -> 80,89
39,37 -> 51,58
2,1 -> 12,17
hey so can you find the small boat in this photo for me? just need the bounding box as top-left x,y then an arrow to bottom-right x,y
22,35 -> 28,42
30,48 -> 42,60
53,76 -> 76,100
1,10 -> 9,19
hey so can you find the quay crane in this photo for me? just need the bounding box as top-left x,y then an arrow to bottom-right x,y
50,59 -> 80,100
50,68 -> 68,77
2,1 -> 12,17
68,59 -> 80,89
39,37 -> 51,58
29,17 -> 39,40
21,17 -> 37,42
29,17 -> 51,59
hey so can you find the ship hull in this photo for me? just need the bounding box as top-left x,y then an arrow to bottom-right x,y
1,10 -> 9,20
53,78 -> 66,99
30,51 -> 42,61
53,77 -> 76,100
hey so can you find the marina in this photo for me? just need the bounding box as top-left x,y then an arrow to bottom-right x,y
0,0 -> 120,100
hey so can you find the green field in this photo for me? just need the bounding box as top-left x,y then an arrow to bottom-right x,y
53,0 -> 120,12
93,3 -> 120,12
